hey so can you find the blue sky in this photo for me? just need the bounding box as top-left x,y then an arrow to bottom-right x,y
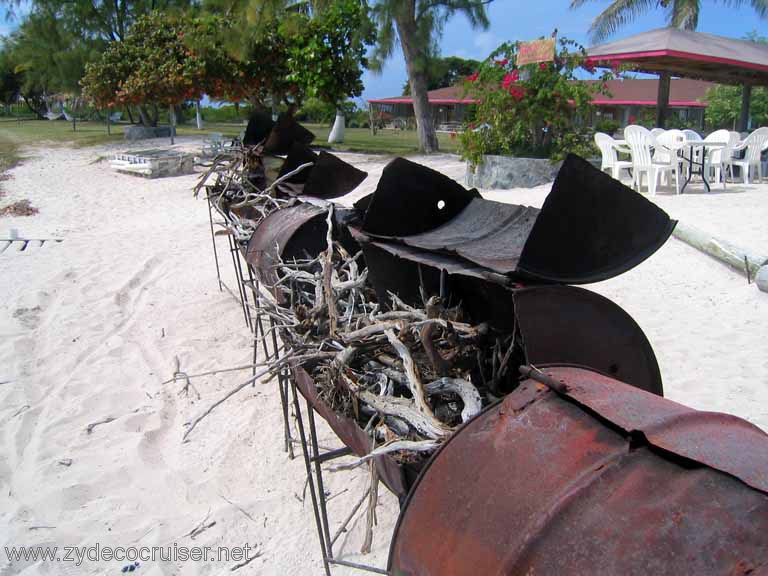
360,0 -> 768,103
2,0 -> 765,105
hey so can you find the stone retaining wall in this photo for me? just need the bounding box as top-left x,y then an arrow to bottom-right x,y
465,155 -> 561,189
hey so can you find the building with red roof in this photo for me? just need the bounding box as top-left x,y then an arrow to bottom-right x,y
368,78 -> 714,131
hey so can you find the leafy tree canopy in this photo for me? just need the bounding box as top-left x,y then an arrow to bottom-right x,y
401,55 -> 481,94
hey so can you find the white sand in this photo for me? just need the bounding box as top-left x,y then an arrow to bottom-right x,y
1,140 -> 767,575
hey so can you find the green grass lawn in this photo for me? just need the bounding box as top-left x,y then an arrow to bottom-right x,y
0,117 -> 460,160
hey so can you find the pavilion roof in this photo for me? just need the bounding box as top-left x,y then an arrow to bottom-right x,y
587,27 -> 768,86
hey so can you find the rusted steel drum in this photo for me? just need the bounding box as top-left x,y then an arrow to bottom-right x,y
359,154 -> 675,284
389,366 -> 768,576
292,367 -> 418,498
245,203 -> 328,295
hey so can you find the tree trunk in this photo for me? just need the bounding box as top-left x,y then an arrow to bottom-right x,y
655,72 -> 671,128
328,109 -> 345,143
23,95 -> 45,119
151,104 -> 159,126
138,107 -> 150,126
395,6 -> 439,154
125,106 -> 135,124
738,85 -> 752,132
195,100 -> 203,130
169,105 -> 176,145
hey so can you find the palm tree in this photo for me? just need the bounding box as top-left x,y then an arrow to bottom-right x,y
571,0 -> 768,44
370,1 -> 492,153
571,0 -> 768,127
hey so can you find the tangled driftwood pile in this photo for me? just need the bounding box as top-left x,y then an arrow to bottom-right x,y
194,123 -> 525,467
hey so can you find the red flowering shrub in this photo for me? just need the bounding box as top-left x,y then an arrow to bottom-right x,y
459,36 -> 616,166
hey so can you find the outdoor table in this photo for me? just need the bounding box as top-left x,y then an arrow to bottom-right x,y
680,141 -> 725,193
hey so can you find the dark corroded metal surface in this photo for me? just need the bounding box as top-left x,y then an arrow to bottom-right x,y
390,366 -> 768,576
362,157 -> 480,237
292,367 -> 416,498
277,148 -> 368,199
245,203 -> 327,290
371,199 -> 539,274
515,286 -> 662,395
359,154 -> 675,283
518,154 -> 677,283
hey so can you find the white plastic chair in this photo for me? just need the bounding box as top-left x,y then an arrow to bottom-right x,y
625,125 -> 682,195
731,127 -> 768,184
683,129 -> 702,141
655,129 -> 686,194
703,129 -> 738,188
650,128 -> 666,140
594,132 -> 632,181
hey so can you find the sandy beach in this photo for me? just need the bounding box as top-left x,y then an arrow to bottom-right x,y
1,137 -> 767,575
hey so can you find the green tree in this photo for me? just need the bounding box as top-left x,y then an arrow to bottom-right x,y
570,0 -> 768,43
370,0 -> 493,153
285,1 -> 374,110
401,55 -> 481,94
81,12 -> 205,125
705,84 -> 768,129
1,0 -> 193,42
705,31 -> 768,129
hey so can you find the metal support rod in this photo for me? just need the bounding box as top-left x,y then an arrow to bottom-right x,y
311,446 -> 353,465
232,243 -> 253,331
207,197 -> 222,291
328,558 -> 389,575
271,316 -> 294,459
227,235 -> 250,328
307,398 -> 334,558
291,381 -> 332,576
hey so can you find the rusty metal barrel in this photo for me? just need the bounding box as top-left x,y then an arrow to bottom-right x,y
389,366 -> 768,576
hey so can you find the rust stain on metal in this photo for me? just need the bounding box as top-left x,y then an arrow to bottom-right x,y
245,203 -> 327,291
390,366 -> 768,575
292,367 -> 415,498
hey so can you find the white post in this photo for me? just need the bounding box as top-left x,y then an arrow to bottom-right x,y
195,100 -> 203,130
328,108 -> 345,144
169,105 -> 176,145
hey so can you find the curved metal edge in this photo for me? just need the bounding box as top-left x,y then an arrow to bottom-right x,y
292,366 -> 412,498
514,285 -> 663,396
518,153 -> 677,284
386,393 -> 509,573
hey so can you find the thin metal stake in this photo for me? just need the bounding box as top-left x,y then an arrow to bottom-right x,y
291,381 -> 332,576
207,197 -> 222,291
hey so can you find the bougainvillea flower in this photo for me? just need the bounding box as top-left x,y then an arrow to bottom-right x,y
628,115 -> 637,123
509,86 -> 525,101
539,62 -> 548,70
450,131 -> 457,140
467,72 -> 479,82
495,58 -> 509,66
501,70 -> 519,90
610,60 -> 622,71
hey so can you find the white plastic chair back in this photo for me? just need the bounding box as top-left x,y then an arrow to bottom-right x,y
705,129 -> 730,164
744,127 -> 768,164
728,131 -> 742,158
655,129 -> 686,164
594,132 -> 618,170
683,129 -> 702,141
650,128 -> 666,139
624,125 -> 653,167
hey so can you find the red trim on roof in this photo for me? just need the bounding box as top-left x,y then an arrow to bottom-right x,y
587,50 -> 768,72
368,98 -> 479,104
592,98 -> 707,107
